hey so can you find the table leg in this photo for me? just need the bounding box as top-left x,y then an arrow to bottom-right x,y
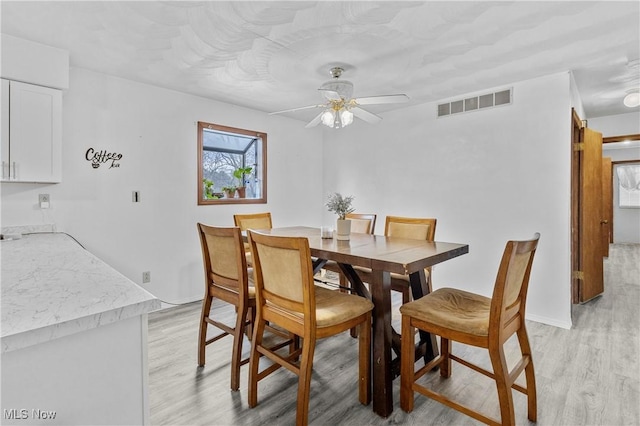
369,269 -> 393,418
312,258 -> 327,274
337,263 -> 370,299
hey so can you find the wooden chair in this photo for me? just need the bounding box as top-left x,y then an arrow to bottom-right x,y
247,230 -> 374,426
354,216 -> 437,304
233,212 -> 272,232
196,223 -> 255,391
233,212 -> 272,264
345,212 -> 377,234
400,233 -> 541,426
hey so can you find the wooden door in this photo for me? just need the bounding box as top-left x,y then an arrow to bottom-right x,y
578,127 -> 605,302
602,157 -> 612,256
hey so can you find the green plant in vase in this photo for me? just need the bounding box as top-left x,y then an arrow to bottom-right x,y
326,192 -> 355,240
222,186 -> 237,198
233,166 -> 253,198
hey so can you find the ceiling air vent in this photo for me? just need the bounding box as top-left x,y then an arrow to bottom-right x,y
438,88 -> 512,117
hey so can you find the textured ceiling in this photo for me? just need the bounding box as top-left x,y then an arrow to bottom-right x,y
1,1 -> 639,124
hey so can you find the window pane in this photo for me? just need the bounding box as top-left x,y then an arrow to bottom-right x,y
198,122 -> 267,205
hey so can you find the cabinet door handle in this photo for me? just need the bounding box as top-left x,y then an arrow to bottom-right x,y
12,161 -> 16,180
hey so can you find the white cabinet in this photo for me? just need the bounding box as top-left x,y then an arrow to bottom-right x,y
1,79 -> 62,183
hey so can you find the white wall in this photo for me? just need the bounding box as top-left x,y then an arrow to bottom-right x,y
570,71 -> 586,120
589,111 -> 640,136
0,67 -> 324,304
323,73 -> 573,328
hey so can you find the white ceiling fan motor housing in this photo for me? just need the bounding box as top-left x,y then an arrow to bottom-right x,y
320,79 -> 353,101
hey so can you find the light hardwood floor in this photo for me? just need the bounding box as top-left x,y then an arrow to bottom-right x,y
148,244 -> 639,425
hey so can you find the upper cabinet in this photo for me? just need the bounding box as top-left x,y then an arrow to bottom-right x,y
0,35 -> 68,183
1,79 -> 62,183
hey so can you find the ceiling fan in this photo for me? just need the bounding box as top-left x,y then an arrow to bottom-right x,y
269,66 -> 409,128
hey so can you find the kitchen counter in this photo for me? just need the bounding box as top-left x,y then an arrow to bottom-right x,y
1,231 -> 161,425
1,232 -> 160,353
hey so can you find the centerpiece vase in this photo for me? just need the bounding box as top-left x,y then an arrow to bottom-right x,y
336,219 -> 351,241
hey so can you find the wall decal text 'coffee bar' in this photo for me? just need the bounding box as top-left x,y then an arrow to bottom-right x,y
86,148 -> 123,169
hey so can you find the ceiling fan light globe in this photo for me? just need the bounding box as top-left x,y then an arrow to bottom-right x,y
321,110 -> 335,127
623,92 -> 640,108
340,109 -> 354,126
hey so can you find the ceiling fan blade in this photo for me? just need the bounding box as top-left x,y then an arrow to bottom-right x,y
351,106 -> 382,124
318,88 -> 342,101
269,104 -> 323,115
353,94 -> 409,105
305,111 -> 324,128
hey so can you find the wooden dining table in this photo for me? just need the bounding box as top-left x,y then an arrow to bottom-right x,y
248,226 -> 469,418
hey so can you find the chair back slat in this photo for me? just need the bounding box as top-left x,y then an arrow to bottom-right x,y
490,233 -> 540,334
255,243 -> 304,304
350,218 -> 374,234
346,213 -> 377,234
206,233 -> 241,282
248,230 -> 314,318
234,212 -> 272,231
198,224 -> 248,294
385,216 -> 436,241
504,251 -> 534,307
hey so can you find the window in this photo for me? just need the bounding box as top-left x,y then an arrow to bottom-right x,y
197,121 -> 267,205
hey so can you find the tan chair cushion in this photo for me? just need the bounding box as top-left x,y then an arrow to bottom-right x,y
400,288 -> 491,337
271,287 -> 373,328
313,287 -> 373,327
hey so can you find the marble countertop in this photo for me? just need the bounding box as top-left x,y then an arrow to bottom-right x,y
1,233 -> 161,353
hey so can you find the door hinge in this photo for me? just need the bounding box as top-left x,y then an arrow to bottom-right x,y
573,143 -> 585,151
573,270 -> 585,280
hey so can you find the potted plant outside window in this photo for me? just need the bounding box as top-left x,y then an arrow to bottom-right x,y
233,166 -> 253,198
222,186 -> 237,198
202,178 -> 218,199
326,192 -> 355,240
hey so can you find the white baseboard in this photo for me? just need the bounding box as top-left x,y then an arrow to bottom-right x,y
526,312 -> 572,329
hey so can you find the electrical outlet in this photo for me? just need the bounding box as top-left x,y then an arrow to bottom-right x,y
39,194 -> 50,209
142,271 -> 151,283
